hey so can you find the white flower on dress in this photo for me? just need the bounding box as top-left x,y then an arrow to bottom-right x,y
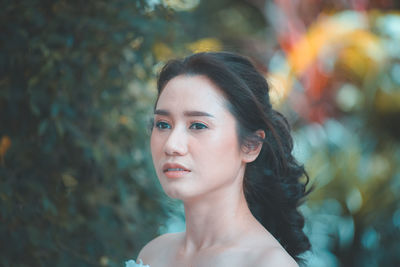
125,259 -> 150,267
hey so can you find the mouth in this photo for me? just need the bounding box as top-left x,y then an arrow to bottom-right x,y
162,163 -> 191,178
164,168 -> 188,172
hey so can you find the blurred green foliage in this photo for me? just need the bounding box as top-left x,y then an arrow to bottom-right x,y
0,0 -> 173,266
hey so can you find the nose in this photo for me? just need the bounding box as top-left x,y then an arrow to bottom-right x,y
164,126 -> 188,156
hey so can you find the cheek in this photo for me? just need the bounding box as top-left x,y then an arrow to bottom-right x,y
150,132 -> 163,162
198,128 -> 241,167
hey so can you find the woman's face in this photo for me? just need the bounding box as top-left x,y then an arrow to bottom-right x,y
150,75 -> 247,201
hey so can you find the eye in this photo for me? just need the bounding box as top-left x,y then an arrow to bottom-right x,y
189,122 -> 208,130
155,121 -> 171,130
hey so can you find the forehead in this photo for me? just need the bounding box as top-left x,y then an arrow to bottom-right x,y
156,75 -> 228,113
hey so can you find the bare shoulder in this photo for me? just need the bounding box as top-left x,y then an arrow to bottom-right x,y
243,226 -> 299,267
255,246 -> 299,267
137,232 -> 183,263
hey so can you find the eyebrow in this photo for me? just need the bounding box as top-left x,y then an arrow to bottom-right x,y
154,109 -> 215,118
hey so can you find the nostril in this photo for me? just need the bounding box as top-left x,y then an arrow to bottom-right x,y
164,139 -> 187,155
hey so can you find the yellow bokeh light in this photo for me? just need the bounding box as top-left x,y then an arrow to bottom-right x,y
186,38 -> 222,53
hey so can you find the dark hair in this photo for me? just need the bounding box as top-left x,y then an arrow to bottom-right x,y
156,52 -> 311,261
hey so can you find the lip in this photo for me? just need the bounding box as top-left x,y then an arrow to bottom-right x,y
162,163 -> 191,179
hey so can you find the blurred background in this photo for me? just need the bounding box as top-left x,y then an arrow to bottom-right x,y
1,0 -> 399,266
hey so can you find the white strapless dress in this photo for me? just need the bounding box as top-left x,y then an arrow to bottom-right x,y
125,259 -> 150,267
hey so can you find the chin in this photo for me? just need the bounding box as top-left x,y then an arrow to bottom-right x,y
162,184 -> 202,201
163,187 -> 191,200
161,182 -> 185,199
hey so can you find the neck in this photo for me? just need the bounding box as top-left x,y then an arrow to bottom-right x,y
181,179 -> 259,253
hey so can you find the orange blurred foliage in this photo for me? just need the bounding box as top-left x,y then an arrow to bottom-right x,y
0,135 -> 11,164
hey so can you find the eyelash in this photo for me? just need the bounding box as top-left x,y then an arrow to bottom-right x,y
154,121 -> 208,130
155,121 -> 171,130
189,122 -> 208,130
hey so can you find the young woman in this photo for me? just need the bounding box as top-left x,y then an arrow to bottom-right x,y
129,52 -> 311,267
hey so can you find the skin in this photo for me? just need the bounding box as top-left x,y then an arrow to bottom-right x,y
138,75 -> 298,267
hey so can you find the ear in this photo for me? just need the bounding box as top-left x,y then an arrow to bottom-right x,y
242,130 -> 265,163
